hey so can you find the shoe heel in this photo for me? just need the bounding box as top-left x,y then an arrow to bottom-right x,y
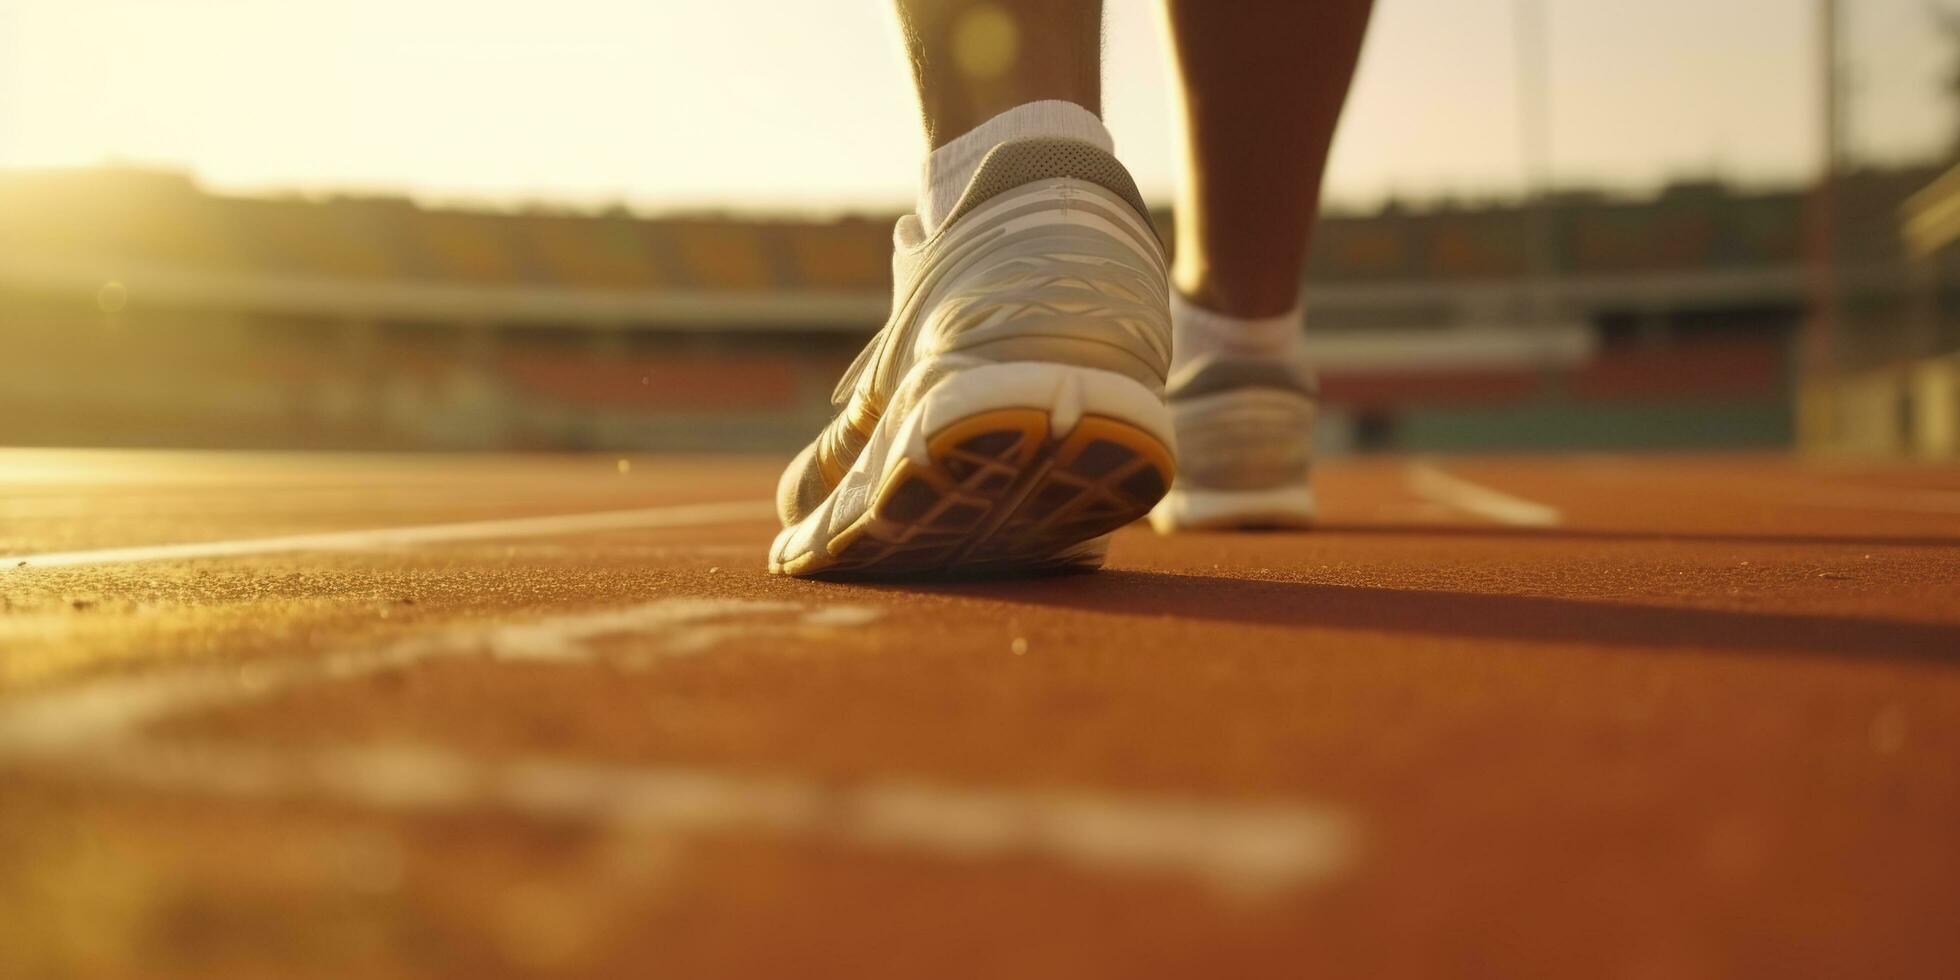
814,362 -> 1174,576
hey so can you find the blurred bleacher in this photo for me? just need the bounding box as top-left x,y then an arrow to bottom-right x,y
0,164 -> 1939,452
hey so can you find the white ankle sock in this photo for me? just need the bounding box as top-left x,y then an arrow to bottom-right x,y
918,100 -> 1112,236
1170,293 -> 1306,370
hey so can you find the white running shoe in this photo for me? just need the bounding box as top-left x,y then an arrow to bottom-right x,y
1148,311 -> 1318,532
770,137 -> 1176,577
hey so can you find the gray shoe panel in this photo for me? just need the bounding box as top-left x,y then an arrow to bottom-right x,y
1166,354 -> 1319,403
940,137 -> 1155,230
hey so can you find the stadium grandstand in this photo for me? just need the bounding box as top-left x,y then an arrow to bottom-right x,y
0,164 -> 1940,454
1798,157 -> 1960,457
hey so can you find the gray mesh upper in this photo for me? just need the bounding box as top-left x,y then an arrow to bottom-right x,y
939,137 -> 1154,230
1166,355 -> 1319,403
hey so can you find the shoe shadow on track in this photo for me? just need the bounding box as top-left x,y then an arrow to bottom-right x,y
859,570 -> 1960,664
1309,523 -> 1960,551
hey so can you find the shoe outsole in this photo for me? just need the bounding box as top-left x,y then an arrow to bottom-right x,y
771,364 -> 1175,579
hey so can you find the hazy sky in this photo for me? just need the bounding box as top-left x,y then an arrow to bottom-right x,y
0,0 -> 1948,212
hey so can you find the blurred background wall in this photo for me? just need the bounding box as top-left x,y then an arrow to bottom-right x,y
1,0 -> 1954,456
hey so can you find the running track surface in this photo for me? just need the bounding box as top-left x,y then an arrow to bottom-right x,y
2,449 -> 1957,978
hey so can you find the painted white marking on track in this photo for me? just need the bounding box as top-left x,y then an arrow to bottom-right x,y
0,598 -> 878,749
0,500 -> 777,569
0,594 -> 1358,896
0,595 -> 878,748
1408,461 -> 1563,527
27,737 -> 1356,897
798,605 -> 885,628
485,599 -> 810,661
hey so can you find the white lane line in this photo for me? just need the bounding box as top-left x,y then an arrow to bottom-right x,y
0,597 -> 871,750
0,594 -> 1358,896
0,500 -> 777,569
1407,461 -> 1562,527
31,738 -> 1356,897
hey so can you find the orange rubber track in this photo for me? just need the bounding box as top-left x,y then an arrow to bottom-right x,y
1,449 -> 1956,978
